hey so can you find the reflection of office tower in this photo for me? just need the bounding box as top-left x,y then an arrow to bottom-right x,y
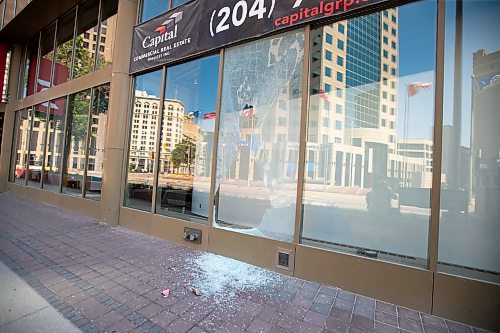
471,50 -> 500,217
82,15 -> 117,65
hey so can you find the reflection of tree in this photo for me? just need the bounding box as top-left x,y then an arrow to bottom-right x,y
60,91 -> 91,176
74,36 -> 95,77
171,135 -> 196,174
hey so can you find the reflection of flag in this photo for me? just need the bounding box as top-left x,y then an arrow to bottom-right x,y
407,82 -> 432,97
183,111 -> 199,120
318,88 -> 329,102
241,104 -> 254,117
203,112 -> 216,119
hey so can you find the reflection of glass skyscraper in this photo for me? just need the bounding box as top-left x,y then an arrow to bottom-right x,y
308,9 -> 402,188
345,14 -> 382,129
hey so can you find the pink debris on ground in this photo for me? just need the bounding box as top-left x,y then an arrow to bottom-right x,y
161,289 -> 170,298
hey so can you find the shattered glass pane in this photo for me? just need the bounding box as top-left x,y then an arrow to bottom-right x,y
213,30 -> 304,243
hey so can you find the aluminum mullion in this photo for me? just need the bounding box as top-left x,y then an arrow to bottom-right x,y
17,42 -> 28,100
69,5 -> 78,80
208,49 -> 225,228
82,88 -> 96,198
39,97 -> 51,189
293,25 -> 311,246
428,0 -> 446,274
40,20 -> 59,190
151,67 -> 167,214
93,0 -> 103,71
24,106 -> 34,186
58,95 -> 71,193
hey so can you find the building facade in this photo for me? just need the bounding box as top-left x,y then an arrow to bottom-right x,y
0,0 -> 499,330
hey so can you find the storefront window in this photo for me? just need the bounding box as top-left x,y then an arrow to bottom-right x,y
214,30 -> 304,242
62,89 -> 91,196
438,0 -> 500,283
301,1 -> 437,267
12,109 -> 30,185
27,103 -> 48,188
85,83 -> 109,201
43,97 -> 67,192
96,1 -> 117,70
36,24 -> 56,93
73,0 -> 99,79
124,69 -> 163,211
156,55 -> 219,222
53,9 -> 75,86
140,0 -> 167,23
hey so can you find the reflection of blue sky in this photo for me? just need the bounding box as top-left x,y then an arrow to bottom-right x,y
396,0 -> 437,140
164,54 -> 219,117
136,69 -> 163,96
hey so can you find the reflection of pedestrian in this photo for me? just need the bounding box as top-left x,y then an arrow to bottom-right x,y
366,180 -> 398,216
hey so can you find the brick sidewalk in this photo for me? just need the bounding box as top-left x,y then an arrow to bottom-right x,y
0,192 -> 487,333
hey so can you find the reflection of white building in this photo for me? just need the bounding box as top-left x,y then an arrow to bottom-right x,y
129,91 -> 184,173
471,49 -> 500,218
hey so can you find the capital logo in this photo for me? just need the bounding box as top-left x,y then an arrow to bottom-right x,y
142,11 -> 183,49
155,12 -> 183,34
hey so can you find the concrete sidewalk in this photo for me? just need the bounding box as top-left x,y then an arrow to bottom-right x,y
0,192 -> 489,333
0,260 -> 81,333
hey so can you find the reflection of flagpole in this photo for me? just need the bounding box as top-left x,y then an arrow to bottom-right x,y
403,83 -> 409,187
248,114 -> 254,187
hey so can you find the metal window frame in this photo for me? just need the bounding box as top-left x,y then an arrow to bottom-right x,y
40,19 -> 60,190
208,48 -> 224,228
69,4 -> 79,80
151,66 -> 167,214
82,87 -> 97,198
294,25 -> 311,245
92,0 -> 103,71
58,94 -> 71,193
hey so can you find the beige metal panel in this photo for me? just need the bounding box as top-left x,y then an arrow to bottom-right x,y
119,207 -> 209,251
112,0 -> 138,74
100,148 -> 126,225
433,273 -> 500,331
0,108 -> 15,192
0,45 -> 22,192
118,206 -> 152,235
99,0 -> 138,225
208,228 -> 294,276
8,67 -> 112,112
7,183 -> 102,219
295,245 -> 433,312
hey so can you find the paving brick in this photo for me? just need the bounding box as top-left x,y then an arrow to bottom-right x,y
375,310 -> 398,327
399,317 -> 424,333
247,318 -> 273,333
446,321 -> 473,333
0,194 -> 484,333
397,307 -> 421,322
137,302 -> 164,319
421,314 -> 447,331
